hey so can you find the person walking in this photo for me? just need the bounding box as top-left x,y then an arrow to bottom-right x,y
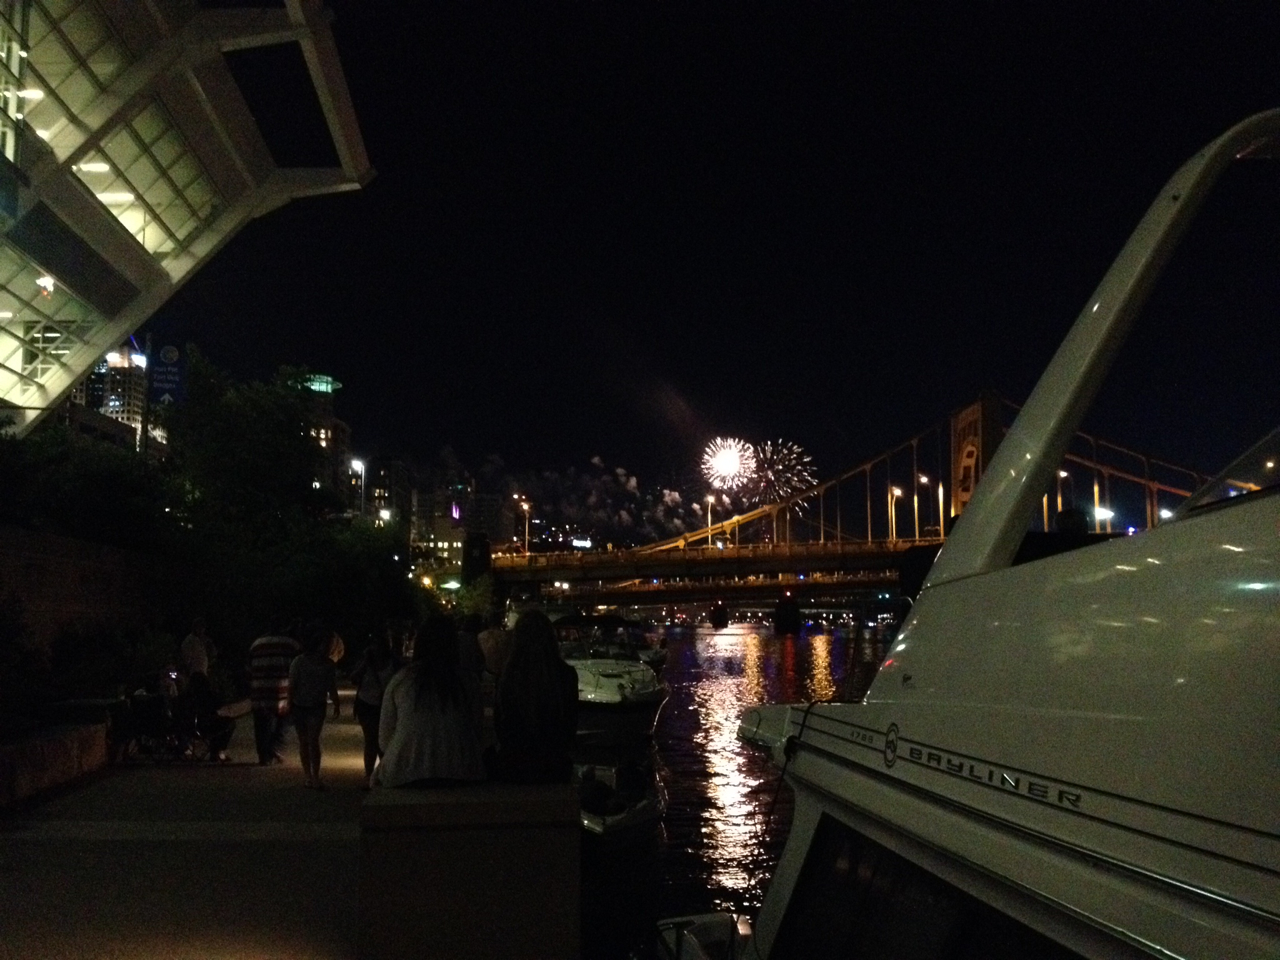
350,636 -> 396,788
289,622 -> 341,789
376,615 -> 484,788
247,622 -> 300,766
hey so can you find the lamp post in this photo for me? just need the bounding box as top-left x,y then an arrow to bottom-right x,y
1056,469 -> 1075,513
919,474 -> 934,537
351,459 -> 365,516
521,501 -> 530,555
889,486 -> 902,541
938,480 -> 946,539
706,494 -> 715,546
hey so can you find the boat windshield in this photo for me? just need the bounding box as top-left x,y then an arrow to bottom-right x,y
1176,425 -> 1280,516
554,620 -> 649,660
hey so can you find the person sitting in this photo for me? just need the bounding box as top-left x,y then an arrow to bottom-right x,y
376,615 -> 484,788
487,611 -> 579,784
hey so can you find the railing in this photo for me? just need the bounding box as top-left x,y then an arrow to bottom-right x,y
490,536 -> 937,571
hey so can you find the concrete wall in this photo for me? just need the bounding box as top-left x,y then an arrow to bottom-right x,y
0,525 -> 164,646
360,784 -> 580,960
0,723 -> 108,807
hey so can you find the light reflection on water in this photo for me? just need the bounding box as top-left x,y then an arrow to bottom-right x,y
655,622 -> 852,917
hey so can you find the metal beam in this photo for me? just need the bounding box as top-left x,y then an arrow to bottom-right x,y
286,0 -> 374,184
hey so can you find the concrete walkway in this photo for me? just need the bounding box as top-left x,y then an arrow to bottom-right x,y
0,691 -> 372,960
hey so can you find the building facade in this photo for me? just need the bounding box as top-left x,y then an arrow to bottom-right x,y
0,0 -> 370,435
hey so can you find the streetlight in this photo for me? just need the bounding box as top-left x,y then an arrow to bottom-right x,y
351,459 -> 365,516
1095,506 -> 1114,534
888,486 -> 902,541
706,494 -> 715,546
520,500 -> 530,555
919,474 -> 936,537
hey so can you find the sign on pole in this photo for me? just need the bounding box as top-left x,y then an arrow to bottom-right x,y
149,344 -> 184,407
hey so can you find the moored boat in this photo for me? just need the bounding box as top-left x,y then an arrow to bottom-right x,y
554,615 -> 669,752
659,110 -> 1280,959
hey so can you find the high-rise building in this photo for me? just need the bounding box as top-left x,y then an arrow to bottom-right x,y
300,373 -> 351,495
65,344 -> 160,450
100,349 -> 147,434
0,1 -> 370,436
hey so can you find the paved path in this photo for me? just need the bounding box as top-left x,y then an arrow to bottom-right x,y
0,691 -> 371,960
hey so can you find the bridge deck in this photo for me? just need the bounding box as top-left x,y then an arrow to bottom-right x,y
491,538 -> 938,584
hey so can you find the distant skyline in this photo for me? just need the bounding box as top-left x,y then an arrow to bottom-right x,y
144,5 -> 1280,484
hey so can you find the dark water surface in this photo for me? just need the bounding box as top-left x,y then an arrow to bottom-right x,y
582,623 -> 856,958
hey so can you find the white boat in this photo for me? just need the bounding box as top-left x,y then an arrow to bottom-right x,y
554,615 -> 669,751
577,758 -> 668,835
665,110 -> 1280,959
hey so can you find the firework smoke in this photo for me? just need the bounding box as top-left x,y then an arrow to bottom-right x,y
701,437 -> 756,490
748,440 -> 815,503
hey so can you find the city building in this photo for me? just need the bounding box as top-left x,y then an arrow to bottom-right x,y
0,1 -> 370,435
368,458 -> 411,528
64,342 -> 167,452
299,372 -> 351,496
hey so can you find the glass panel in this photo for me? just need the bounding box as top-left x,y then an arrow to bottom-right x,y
150,131 -> 182,169
183,178 -> 213,213
131,104 -> 165,145
75,99 -> 222,260
143,176 -> 176,213
84,37 -> 124,87
52,69 -> 95,112
41,0 -> 79,21
168,153 -> 202,191
0,237 -> 106,390
101,128 -> 141,168
58,7 -> 108,63
123,153 -> 161,193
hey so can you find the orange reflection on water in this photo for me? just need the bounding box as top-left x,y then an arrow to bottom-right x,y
693,625 -> 770,901
743,631 -> 764,703
806,633 -> 836,702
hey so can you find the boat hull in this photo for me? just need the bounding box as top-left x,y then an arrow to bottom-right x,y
574,695 -> 667,753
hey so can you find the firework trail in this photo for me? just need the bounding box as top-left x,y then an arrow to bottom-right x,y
701,437 -> 756,490
747,440 -> 815,503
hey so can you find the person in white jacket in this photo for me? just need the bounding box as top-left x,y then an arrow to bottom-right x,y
376,615 -> 484,788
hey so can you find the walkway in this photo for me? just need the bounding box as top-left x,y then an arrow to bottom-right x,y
0,692 -> 370,960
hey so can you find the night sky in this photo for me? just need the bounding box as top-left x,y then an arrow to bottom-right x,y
144,4 -> 1280,485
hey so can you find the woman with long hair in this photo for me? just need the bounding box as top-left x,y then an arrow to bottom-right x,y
489,611 -> 579,783
376,615 -> 484,787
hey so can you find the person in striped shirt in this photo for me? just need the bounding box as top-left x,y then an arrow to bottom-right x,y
248,622 -> 301,766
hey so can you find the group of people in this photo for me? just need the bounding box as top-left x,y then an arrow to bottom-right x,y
231,610 -> 580,791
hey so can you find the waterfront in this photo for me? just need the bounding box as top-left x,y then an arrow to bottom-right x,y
0,620 -> 863,960
583,621 -> 858,958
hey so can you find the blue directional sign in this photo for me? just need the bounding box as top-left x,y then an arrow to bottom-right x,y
149,344 -> 184,406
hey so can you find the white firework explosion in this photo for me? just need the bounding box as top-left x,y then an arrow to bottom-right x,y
748,440 -> 815,503
701,436 -> 756,490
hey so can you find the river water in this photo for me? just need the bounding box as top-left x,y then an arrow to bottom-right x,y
581,622 -> 859,959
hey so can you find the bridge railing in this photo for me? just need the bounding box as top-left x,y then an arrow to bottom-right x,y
490,536 -> 937,570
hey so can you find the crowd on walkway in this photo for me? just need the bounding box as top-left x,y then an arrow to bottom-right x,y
162,610 -> 579,793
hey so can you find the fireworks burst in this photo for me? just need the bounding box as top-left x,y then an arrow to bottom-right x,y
748,440 -> 815,503
701,437 -> 756,490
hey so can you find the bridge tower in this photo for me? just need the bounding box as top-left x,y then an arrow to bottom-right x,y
949,391 -> 1003,521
